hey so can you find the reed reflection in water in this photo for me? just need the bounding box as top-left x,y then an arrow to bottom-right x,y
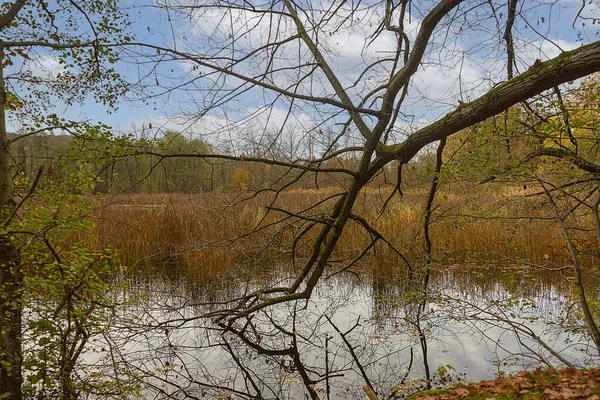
96,263 -> 598,399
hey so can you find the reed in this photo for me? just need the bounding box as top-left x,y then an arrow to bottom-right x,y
93,188 -> 598,281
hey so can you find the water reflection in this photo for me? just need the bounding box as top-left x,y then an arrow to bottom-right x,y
93,263 -> 598,399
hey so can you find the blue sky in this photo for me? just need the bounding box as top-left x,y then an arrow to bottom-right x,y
8,0 -> 600,154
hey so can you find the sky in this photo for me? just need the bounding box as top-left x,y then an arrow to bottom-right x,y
7,0 -> 600,155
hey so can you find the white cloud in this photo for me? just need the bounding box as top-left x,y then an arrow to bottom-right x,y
133,0 -> 596,147
129,104 -> 323,159
175,2 -> 421,99
513,38 -> 579,71
25,54 -> 64,80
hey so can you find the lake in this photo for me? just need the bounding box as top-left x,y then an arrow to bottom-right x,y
79,262 -> 598,399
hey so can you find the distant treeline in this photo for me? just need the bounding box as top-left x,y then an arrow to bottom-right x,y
9,130 -> 441,194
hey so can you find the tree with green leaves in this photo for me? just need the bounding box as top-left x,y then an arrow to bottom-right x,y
0,1 -> 130,398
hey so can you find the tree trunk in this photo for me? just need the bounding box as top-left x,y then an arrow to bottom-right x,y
0,46 -> 23,400
0,239 -> 22,400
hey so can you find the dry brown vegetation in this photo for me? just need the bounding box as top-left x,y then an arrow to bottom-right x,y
93,187 -> 595,278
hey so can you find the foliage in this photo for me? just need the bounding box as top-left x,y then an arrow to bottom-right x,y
0,2 -> 135,396
5,172 -> 134,399
232,167 -> 250,192
439,75 -> 600,352
1,0 -> 130,129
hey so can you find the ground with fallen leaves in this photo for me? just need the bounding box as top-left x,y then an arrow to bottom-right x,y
405,368 -> 600,399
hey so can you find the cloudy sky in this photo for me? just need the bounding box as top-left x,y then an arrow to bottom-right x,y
10,0 -> 599,155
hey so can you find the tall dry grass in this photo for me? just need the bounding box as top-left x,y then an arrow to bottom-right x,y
93,188 -> 598,282
94,191 -> 338,282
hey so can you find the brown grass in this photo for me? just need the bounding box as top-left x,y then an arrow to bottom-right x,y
92,189 -> 599,282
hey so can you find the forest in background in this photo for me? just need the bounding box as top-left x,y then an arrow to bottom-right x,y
2,1 -> 600,399
10,73 -> 600,198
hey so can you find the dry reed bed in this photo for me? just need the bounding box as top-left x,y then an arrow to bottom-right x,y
93,189 -> 599,281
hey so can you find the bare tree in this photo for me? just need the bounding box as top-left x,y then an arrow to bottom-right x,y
121,0 -> 600,321
55,1 -> 600,397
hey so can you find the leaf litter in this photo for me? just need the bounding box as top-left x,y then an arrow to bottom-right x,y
406,367 -> 600,399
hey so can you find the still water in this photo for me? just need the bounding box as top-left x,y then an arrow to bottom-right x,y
87,264 -> 598,399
